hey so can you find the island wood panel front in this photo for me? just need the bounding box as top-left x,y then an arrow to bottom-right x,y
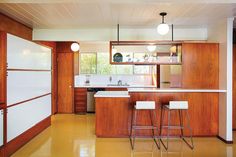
95,97 -> 131,137
129,92 -> 219,136
95,92 -> 218,137
182,43 -> 219,89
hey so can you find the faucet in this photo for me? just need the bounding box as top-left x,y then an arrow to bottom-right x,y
118,80 -> 122,86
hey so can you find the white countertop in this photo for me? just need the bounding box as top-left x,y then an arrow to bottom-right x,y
128,88 -> 227,93
94,91 -> 130,98
76,84 -> 156,88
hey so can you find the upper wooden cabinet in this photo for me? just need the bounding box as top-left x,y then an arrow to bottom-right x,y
110,41 -> 182,65
181,43 -> 219,89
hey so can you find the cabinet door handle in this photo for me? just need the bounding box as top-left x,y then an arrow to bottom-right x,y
69,85 -> 72,88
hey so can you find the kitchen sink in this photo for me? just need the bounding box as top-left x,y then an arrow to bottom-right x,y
107,83 -> 130,86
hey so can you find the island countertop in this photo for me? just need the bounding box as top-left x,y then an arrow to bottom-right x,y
128,88 -> 227,93
94,91 -> 130,98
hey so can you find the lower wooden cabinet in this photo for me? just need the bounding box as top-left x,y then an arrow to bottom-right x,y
74,88 -> 87,113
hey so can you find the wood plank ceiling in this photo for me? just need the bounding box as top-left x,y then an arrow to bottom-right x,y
0,0 -> 236,29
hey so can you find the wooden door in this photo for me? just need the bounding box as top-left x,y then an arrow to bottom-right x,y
57,53 -> 74,113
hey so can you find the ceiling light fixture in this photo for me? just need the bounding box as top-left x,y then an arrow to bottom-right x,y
147,45 -> 156,52
157,12 -> 169,35
71,42 -> 80,52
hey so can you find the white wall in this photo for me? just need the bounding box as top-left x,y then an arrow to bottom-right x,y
33,27 -> 207,41
208,17 -> 234,142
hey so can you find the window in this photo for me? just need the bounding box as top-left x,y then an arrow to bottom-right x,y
79,52 -> 155,75
97,53 -> 111,74
79,53 -> 96,74
134,65 -> 155,74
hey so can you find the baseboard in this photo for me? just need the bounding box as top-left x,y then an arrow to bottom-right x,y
5,116 -> 51,156
217,136 -> 233,144
0,146 -> 5,157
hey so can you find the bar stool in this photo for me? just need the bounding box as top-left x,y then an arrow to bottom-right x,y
160,101 -> 194,150
130,101 -> 160,149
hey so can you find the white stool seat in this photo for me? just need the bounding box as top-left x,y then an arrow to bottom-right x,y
165,101 -> 188,110
135,101 -> 155,110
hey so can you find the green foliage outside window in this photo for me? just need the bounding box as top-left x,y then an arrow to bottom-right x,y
79,52 -> 154,75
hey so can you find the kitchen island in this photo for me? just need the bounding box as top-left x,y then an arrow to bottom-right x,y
94,91 -> 131,137
95,88 -> 226,137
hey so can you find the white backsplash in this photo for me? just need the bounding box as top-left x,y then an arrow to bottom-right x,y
75,74 -> 154,86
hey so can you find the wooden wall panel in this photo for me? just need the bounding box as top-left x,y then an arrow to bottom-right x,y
0,32 -> 6,108
0,13 -> 32,41
233,44 -> 236,129
182,43 -> 219,89
57,42 -> 74,113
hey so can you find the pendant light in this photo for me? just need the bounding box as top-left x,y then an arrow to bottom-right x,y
71,42 -> 80,52
157,12 -> 169,35
147,45 -> 156,52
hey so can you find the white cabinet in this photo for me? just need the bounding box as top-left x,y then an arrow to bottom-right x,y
0,109 -> 3,146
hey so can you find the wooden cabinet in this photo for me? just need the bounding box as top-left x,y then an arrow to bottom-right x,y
182,43 -> 219,89
95,97 -> 130,137
74,88 -> 87,113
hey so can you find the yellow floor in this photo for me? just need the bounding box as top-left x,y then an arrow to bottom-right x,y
12,114 -> 236,157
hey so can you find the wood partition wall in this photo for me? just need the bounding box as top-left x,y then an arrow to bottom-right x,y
0,13 -> 57,157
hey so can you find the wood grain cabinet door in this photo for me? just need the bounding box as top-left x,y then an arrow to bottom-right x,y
57,53 -> 74,113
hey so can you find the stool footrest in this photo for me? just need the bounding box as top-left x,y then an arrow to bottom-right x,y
161,125 -> 184,129
132,126 -> 158,130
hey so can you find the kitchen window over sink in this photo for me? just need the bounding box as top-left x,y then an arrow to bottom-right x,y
79,52 -> 156,75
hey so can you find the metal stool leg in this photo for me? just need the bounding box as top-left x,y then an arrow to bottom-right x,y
160,105 -> 164,135
178,109 -> 184,138
167,109 -> 171,150
182,110 -> 194,149
160,106 -> 166,149
130,109 -> 137,149
150,110 -> 160,149
160,107 -> 171,150
130,108 -> 134,149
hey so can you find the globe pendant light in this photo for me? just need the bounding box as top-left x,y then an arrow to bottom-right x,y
71,42 -> 80,52
157,12 -> 169,35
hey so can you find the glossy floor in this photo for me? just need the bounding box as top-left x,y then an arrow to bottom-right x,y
12,114 -> 236,157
